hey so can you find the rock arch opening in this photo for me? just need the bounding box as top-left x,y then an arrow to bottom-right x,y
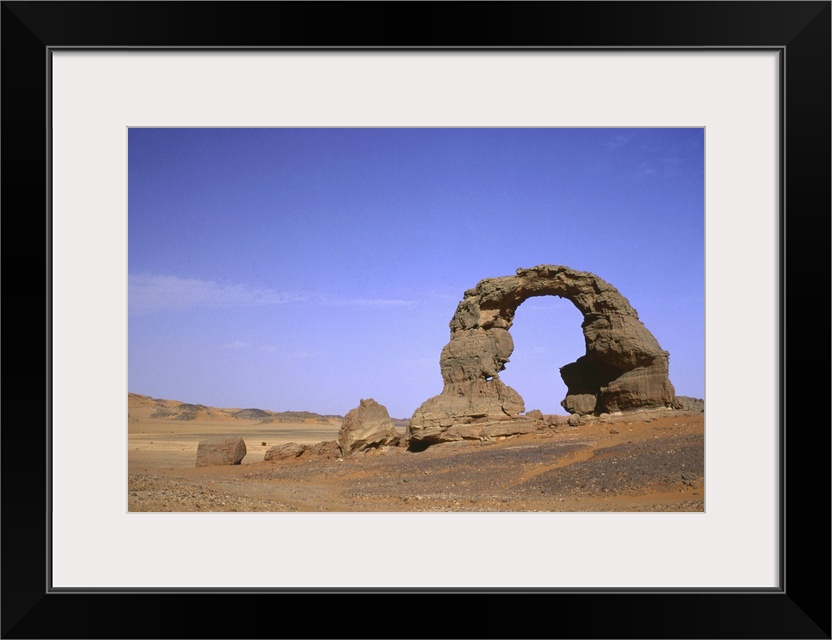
498,296 -> 585,415
407,265 -> 677,449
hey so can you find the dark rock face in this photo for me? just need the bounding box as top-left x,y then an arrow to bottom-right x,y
196,437 -> 247,466
407,265 -> 677,448
338,399 -> 400,456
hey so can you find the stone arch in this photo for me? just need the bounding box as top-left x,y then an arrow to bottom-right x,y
407,265 -> 677,448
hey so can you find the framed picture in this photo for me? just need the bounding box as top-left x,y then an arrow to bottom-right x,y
3,2 -> 829,638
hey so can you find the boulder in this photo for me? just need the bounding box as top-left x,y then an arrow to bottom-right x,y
264,440 -> 342,461
307,440 -> 342,458
407,265 -> 677,449
338,399 -> 400,456
196,436 -> 246,466
264,442 -> 307,460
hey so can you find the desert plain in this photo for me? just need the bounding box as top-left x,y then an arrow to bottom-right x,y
128,393 -> 704,513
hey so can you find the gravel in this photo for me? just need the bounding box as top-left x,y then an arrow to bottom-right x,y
129,414 -> 705,513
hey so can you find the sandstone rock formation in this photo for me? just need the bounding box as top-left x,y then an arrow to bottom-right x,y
338,399 -> 400,456
407,265 -> 677,449
308,440 -> 342,457
264,442 -> 307,460
264,440 -> 341,461
196,436 -> 246,466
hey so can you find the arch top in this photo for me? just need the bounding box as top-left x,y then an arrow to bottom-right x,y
408,265 -> 677,449
450,265 -> 641,334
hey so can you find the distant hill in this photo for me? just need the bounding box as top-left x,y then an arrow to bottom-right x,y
128,393 -> 344,425
254,410 -> 343,424
233,408 -> 272,420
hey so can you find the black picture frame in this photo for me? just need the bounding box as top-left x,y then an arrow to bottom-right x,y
2,2 -> 829,638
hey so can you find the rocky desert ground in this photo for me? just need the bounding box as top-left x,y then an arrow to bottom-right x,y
128,393 -> 704,513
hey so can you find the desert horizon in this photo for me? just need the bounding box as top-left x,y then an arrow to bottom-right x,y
128,391 -> 704,513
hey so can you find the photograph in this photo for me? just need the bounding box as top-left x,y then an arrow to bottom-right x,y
2,0 -> 828,637
128,127 -> 705,513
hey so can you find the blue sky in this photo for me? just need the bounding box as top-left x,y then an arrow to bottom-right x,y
129,128 -> 704,418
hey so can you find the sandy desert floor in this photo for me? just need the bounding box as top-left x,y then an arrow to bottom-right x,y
128,397 -> 704,513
